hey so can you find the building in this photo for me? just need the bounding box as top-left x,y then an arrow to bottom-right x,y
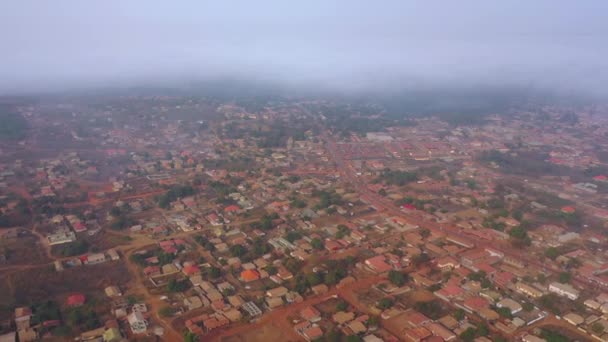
47,228 -> 76,245
515,282 -> 544,298
128,311 -> 147,334
496,298 -> 522,314
86,253 -> 106,264
548,282 -> 580,300
66,293 -> 86,307
364,255 -> 393,273
300,306 -> 322,322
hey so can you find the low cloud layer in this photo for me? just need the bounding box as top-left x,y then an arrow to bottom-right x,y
1,1 -> 607,96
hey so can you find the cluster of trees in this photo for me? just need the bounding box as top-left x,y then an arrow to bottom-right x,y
312,190 -> 343,210
130,248 -> 179,267
388,270 -> 408,287
377,169 -> 418,186
251,212 -> 280,231
394,196 -> 429,210
459,324 -> 490,342
285,230 -> 303,243
194,235 -> 216,252
377,297 -> 394,310
56,240 -> 89,257
0,107 -> 28,141
157,184 -> 196,209
30,300 -> 61,325
468,271 -> 493,289
167,278 -> 191,293
540,328 -> 570,342
293,258 -> 355,294
478,149 -> 568,177
109,204 -> 136,230
509,224 -> 532,247
66,306 -> 100,331
413,300 -> 445,320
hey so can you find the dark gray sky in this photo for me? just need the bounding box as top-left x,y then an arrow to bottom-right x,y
1,1 -> 607,95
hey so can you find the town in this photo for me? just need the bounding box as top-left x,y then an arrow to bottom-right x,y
1,93 -> 608,342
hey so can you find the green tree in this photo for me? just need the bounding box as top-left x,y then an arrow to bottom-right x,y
377,298 -> 394,310
545,247 -> 560,260
388,270 -> 407,287
496,307 -> 512,319
184,331 -> 198,342
591,322 -> 605,335
453,308 -> 465,321
558,271 -> 572,284
311,238 -> 324,250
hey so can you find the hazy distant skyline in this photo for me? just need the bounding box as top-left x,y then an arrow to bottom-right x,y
1,1 -> 607,95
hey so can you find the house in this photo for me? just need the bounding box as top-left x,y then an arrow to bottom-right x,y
103,327 -> 122,342
333,311 -> 355,325
463,296 -> 489,312
266,286 -> 288,297
563,313 -> 584,326
435,285 -> 464,301
515,282 -> 544,298
17,329 -> 36,342
301,325 -> 323,341
184,296 -> 203,311
425,322 -> 456,341
496,298 -> 522,314
403,327 -> 432,342
346,320 -> 367,335
242,302 -> 262,317
128,311 -> 148,334
300,306 -> 322,322
14,307 -> 32,330
86,253 -> 106,264
66,293 -> 86,307
266,297 -> 284,309
240,269 -> 260,282
107,249 -> 120,261
105,286 -> 122,298
365,255 -> 392,273
311,284 -> 329,295
0,332 -> 16,342
47,228 -> 76,245
548,282 -> 579,300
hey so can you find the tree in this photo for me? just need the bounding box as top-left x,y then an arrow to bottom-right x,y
208,266 -> 221,279
184,331 -> 198,342
285,230 -> 303,243
476,324 -> 489,337
419,228 -> 431,239
545,247 -> 560,260
496,307 -> 512,319
558,271 -> 572,284
229,244 -> 247,257
306,272 -> 323,287
336,301 -> 348,311
367,315 -> 380,327
459,327 -> 476,342
311,238 -> 324,250
388,270 -> 407,287
591,322 -> 605,335
453,308 -> 465,321
377,298 -> 394,310
522,302 -> 534,312
346,336 -> 363,342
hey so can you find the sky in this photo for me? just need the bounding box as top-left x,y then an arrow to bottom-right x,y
1,1 -> 607,95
